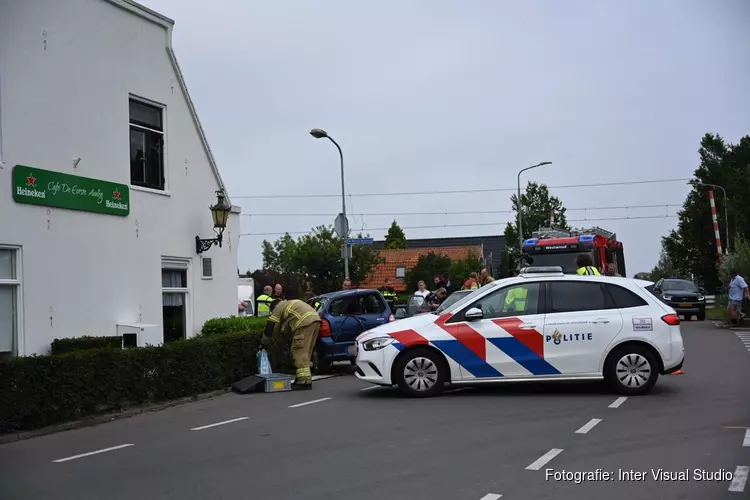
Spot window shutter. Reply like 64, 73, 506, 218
201, 257, 213, 279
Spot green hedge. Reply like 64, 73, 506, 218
0, 318, 296, 433
50, 335, 123, 355
201, 316, 267, 337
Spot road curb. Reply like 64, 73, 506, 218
0, 388, 231, 445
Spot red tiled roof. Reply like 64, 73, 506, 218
359, 246, 483, 292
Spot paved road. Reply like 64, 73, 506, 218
1, 322, 748, 500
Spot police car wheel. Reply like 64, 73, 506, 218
604, 346, 658, 396
394, 348, 446, 398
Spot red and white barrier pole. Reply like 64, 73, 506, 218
708, 190, 723, 256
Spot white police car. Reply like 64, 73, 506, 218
353, 267, 684, 397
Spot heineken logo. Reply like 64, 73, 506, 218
106, 200, 128, 210
16, 186, 46, 199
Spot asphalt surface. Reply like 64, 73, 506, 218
1, 321, 749, 500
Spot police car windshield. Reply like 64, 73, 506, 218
438, 281, 502, 314
435, 290, 472, 313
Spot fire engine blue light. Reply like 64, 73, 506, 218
523, 238, 538, 246
579, 235, 596, 242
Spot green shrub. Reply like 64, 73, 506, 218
201, 316, 267, 337
0, 328, 295, 433
50, 335, 122, 355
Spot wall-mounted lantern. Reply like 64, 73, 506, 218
196, 190, 232, 254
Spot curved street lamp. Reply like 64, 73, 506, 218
310, 128, 350, 279
517, 162, 553, 250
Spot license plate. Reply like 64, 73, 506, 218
348, 345, 357, 357
680, 303, 693, 307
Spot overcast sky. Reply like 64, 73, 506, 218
142, 0, 750, 276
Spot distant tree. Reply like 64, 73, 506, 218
504, 181, 569, 270
648, 249, 678, 282
384, 220, 407, 249
657, 133, 750, 291
405, 252, 452, 292
260, 225, 382, 294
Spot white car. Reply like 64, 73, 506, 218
353, 267, 684, 398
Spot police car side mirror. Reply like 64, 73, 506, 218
464, 307, 484, 321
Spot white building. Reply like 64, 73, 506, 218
0, 0, 242, 356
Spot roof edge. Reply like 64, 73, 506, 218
104, 0, 174, 27
166, 46, 231, 205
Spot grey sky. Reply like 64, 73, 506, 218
142, 0, 750, 276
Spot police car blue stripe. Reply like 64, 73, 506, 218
487, 337, 561, 375
432, 339, 503, 378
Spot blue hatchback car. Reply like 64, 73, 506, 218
306, 289, 394, 374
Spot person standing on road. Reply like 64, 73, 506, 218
380, 278, 397, 310
463, 272, 480, 290
342, 279, 352, 290
273, 283, 285, 300
575, 254, 601, 275
264, 299, 322, 390
256, 285, 274, 317
414, 280, 430, 298
728, 269, 749, 324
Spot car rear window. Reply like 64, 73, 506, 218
548, 281, 607, 313
329, 293, 385, 316
604, 284, 648, 309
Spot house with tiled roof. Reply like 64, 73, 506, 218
360, 246, 483, 292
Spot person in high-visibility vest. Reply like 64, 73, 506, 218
503, 286, 528, 312
575, 254, 601, 275
264, 299, 321, 390
380, 278, 397, 310
256, 286, 275, 316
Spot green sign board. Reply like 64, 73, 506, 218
12, 165, 130, 216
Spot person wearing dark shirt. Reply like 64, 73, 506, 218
425, 287, 447, 311
379, 278, 397, 310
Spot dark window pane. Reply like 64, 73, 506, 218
130, 128, 146, 184
145, 130, 164, 189
606, 284, 648, 309
549, 282, 606, 313
129, 99, 163, 131
362, 294, 385, 314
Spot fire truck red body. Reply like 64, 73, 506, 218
521, 226, 626, 276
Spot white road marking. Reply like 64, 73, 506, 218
575, 418, 602, 434
526, 448, 564, 470
478, 494, 502, 500
360, 385, 379, 391
728, 466, 749, 492
743, 429, 750, 447
52, 444, 134, 463
190, 417, 249, 431
608, 396, 628, 408
289, 397, 332, 408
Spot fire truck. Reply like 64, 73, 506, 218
521, 226, 626, 276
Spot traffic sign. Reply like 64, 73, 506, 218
334, 213, 349, 238
347, 238, 374, 245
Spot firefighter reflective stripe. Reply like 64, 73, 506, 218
577, 266, 601, 275
503, 287, 527, 311
294, 311, 318, 329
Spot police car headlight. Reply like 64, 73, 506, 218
662, 295, 673, 301
362, 337, 395, 351
698, 295, 705, 301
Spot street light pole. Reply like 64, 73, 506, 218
517, 162, 553, 251
689, 180, 729, 253
311, 128, 349, 279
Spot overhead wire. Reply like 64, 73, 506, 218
232, 178, 692, 200
240, 203, 683, 218
239, 214, 679, 237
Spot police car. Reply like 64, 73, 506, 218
352, 267, 684, 398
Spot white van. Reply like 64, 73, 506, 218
238, 278, 255, 316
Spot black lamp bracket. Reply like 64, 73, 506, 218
196, 232, 223, 255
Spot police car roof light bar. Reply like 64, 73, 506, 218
519, 266, 564, 275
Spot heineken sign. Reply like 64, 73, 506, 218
12, 165, 130, 216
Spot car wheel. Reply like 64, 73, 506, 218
697, 310, 706, 321
605, 346, 659, 396
393, 348, 446, 398
311, 348, 331, 375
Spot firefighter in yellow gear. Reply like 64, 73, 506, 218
256, 285, 275, 316
264, 299, 321, 390
575, 254, 601, 275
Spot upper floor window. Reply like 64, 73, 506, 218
129, 98, 165, 191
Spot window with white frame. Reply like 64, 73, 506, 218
0, 249, 20, 356
162, 264, 188, 343
396, 267, 406, 279
129, 98, 165, 191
